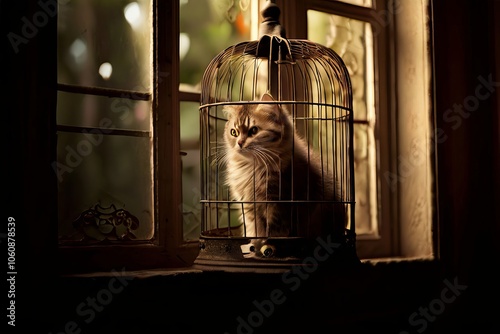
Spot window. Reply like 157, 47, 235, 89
56, 0, 268, 272
56, 0, 433, 273
57, 0, 154, 244
56, 0, 186, 273
304, 1, 387, 257
178, 0, 264, 241
307, 9, 378, 242
282, 0, 433, 259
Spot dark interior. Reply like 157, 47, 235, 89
4, 0, 499, 333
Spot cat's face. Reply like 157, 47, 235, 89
223, 100, 285, 159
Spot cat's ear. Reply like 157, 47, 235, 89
222, 105, 237, 117
260, 93, 275, 102
258, 94, 281, 121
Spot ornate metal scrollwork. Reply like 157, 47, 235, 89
72, 204, 140, 242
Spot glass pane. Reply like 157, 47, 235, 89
180, 102, 201, 241
353, 123, 378, 234
58, 0, 152, 91
308, 10, 377, 236
307, 11, 374, 121
179, 0, 257, 92
57, 133, 154, 243
57, 92, 151, 131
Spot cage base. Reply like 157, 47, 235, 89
193, 233, 360, 273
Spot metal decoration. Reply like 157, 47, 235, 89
71, 203, 140, 242
195, 2, 358, 272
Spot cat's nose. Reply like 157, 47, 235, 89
238, 139, 244, 148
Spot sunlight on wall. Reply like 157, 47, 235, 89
395, 0, 433, 258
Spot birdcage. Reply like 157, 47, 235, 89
194, 3, 358, 272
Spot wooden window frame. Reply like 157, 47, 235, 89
58, 0, 435, 274
58, 0, 198, 274
277, 0, 435, 260
276, 0, 396, 258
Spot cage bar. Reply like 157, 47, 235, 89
194, 2, 358, 272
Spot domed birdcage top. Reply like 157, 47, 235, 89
200, 3, 352, 109
195, 2, 357, 272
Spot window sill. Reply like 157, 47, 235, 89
53, 256, 444, 333
62, 255, 438, 279
361, 255, 436, 265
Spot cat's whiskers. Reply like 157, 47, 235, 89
251, 149, 272, 173
254, 147, 280, 172
209, 144, 228, 167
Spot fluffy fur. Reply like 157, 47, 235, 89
221, 94, 346, 246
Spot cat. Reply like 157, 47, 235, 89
222, 93, 347, 257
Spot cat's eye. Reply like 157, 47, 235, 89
230, 129, 239, 137
249, 126, 258, 136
